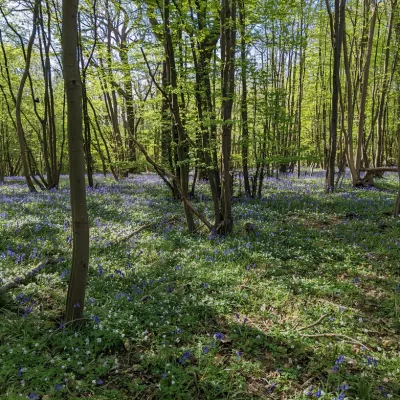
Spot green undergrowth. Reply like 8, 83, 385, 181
0, 173, 399, 399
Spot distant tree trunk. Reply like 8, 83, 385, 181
394, 101, 400, 214
160, 61, 173, 170
355, 0, 378, 176
163, 0, 195, 232
376, 0, 396, 167
0, 121, 4, 182
39, 0, 60, 189
238, 0, 250, 197
296, 6, 306, 178
118, 12, 137, 173
219, 0, 236, 233
325, 0, 345, 192
148, 8, 180, 199
394, 23, 400, 216
63, 0, 90, 323
15, 0, 39, 193
87, 98, 119, 181
343, 28, 358, 185
187, 0, 221, 224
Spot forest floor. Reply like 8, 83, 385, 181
0, 171, 400, 400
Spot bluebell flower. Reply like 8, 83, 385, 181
267, 382, 277, 392
333, 393, 345, 400
202, 346, 209, 354
315, 389, 323, 398
23, 306, 33, 318
333, 355, 345, 372
55, 383, 62, 391
215, 332, 224, 341
337, 383, 349, 391
60, 270, 69, 279
362, 355, 378, 366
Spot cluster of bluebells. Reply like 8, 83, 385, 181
15, 292, 35, 318
177, 350, 191, 365
378, 386, 393, 398
362, 355, 378, 367
3, 247, 25, 264
332, 355, 345, 372
334, 383, 349, 400
305, 386, 324, 398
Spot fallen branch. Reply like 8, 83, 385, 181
113, 216, 180, 246
0, 257, 65, 294
300, 333, 372, 351
297, 313, 330, 332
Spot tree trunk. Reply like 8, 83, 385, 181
163, 0, 195, 232
15, 0, 39, 193
219, 0, 236, 234
63, 0, 90, 323
355, 0, 378, 176
325, 0, 345, 192
376, 0, 396, 167
238, 0, 250, 196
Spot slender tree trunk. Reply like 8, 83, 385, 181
238, 0, 250, 196
119, 18, 137, 173
376, 0, 397, 167
325, 0, 346, 192
219, 0, 236, 233
63, 0, 90, 323
343, 29, 359, 185
394, 93, 400, 215
15, 0, 39, 193
163, 0, 195, 232
356, 0, 378, 175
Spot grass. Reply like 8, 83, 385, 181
0, 171, 399, 399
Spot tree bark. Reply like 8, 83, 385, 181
376, 0, 397, 167
219, 0, 236, 233
325, 0, 345, 192
63, 0, 90, 323
238, 0, 250, 196
163, 0, 195, 232
15, 0, 39, 193
356, 0, 378, 175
